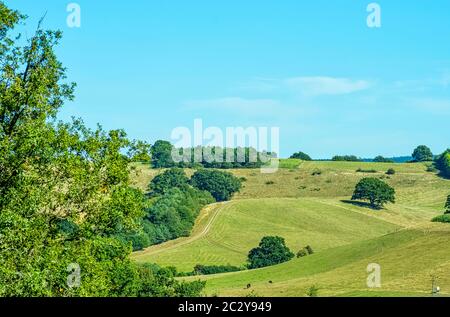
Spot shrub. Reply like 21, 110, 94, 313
192, 264, 242, 276
351, 178, 396, 209
306, 285, 319, 297
386, 168, 396, 175
190, 169, 242, 201
247, 236, 294, 269
290, 151, 312, 161
149, 168, 189, 195
265, 181, 275, 185
296, 249, 308, 258
305, 245, 314, 255
432, 214, 450, 223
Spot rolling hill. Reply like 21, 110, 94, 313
130, 160, 450, 296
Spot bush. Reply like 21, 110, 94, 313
149, 168, 189, 195
296, 249, 308, 258
290, 151, 312, 161
351, 178, 396, 209
191, 264, 242, 276
247, 236, 294, 269
265, 181, 275, 185
190, 169, 242, 201
386, 168, 396, 175
306, 285, 319, 297
432, 214, 450, 223
305, 245, 314, 255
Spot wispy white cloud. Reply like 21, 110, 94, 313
284, 76, 372, 96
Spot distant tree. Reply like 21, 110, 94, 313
151, 140, 175, 168
128, 140, 152, 162
149, 168, 189, 195
290, 151, 312, 161
190, 169, 242, 201
247, 236, 294, 269
412, 145, 433, 162
351, 178, 395, 209
332, 155, 361, 162
373, 156, 394, 163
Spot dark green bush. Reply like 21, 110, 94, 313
357, 168, 377, 173
386, 168, 396, 175
190, 169, 242, 201
247, 236, 294, 269
149, 168, 189, 195
432, 214, 450, 223
191, 264, 243, 276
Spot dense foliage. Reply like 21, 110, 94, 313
412, 145, 433, 162
332, 155, 361, 162
128, 140, 152, 162
152, 142, 271, 169
435, 150, 450, 178
247, 236, 294, 269
189, 264, 242, 276
290, 151, 312, 161
120, 187, 214, 250
190, 169, 242, 201
149, 168, 189, 196
373, 156, 394, 163
0, 3, 204, 297
352, 178, 396, 209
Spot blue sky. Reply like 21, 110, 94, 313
7, 0, 450, 158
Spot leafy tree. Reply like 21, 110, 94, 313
351, 178, 396, 209
290, 151, 312, 161
0, 3, 204, 297
412, 145, 433, 162
435, 150, 450, 178
373, 156, 394, 163
247, 236, 294, 269
128, 140, 152, 162
149, 168, 189, 195
151, 140, 175, 168
190, 169, 242, 201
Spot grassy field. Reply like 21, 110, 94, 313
130, 160, 450, 296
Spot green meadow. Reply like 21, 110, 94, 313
131, 160, 450, 297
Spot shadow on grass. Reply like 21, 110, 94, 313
340, 200, 382, 211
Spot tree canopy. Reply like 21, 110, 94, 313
332, 155, 361, 162
190, 169, 242, 201
351, 178, 396, 209
412, 145, 433, 162
149, 168, 189, 196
